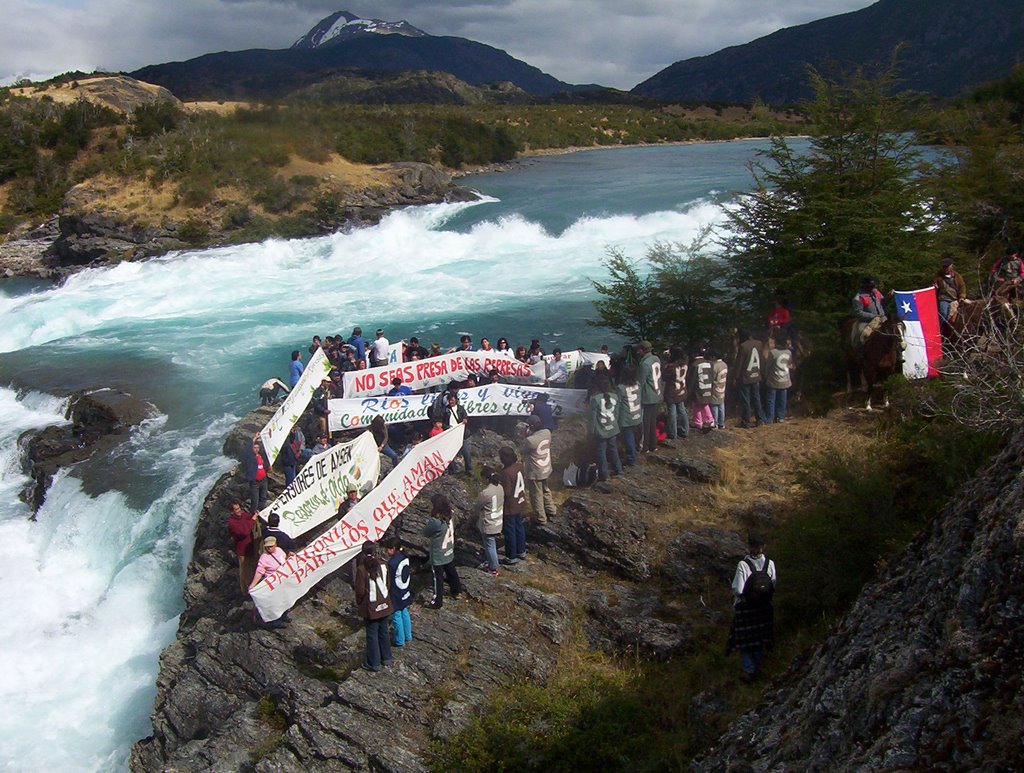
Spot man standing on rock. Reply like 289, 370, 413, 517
726, 533, 777, 683
227, 501, 258, 593
370, 328, 390, 368
244, 436, 270, 512
637, 340, 664, 452
521, 417, 555, 525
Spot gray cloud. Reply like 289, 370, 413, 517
2, 0, 875, 89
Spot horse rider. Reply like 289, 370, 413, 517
852, 277, 886, 347
934, 258, 967, 324
989, 246, 1023, 305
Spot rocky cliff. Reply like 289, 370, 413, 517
695, 430, 1024, 770
129, 409, 747, 771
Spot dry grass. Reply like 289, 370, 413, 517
182, 100, 255, 115
278, 153, 393, 189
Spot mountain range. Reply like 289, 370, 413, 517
130, 11, 577, 101
131, 4, 1024, 106
633, 0, 1024, 104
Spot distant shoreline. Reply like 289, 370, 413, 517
452, 135, 808, 178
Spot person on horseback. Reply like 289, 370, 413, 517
934, 258, 967, 325
989, 247, 1023, 305
851, 277, 886, 348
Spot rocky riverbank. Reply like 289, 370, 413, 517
0, 161, 477, 282
128, 407, 757, 771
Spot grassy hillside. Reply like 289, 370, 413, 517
0, 88, 804, 239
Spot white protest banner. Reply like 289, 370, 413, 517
388, 341, 404, 364
260, 348, 332, 464
250, 424, 466, 622
342, 350, 542, 398
542, 350, 611, 376
259, 431, 380, 539
328, 384, 588, 431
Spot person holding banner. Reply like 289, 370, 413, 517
424, 495, 461, 608
442, 393, 473, 475
354, 542, 394, 672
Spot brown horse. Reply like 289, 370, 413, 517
841, 317, 905, 411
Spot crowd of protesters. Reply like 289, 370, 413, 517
232, 323, 791, 676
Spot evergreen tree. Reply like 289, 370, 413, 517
722, 66, 933, 325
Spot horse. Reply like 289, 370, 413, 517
840, 316, 905, 411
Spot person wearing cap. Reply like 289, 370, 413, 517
338, 488, 360, 517
311, 433, 330, 456
249, 535, 289, 591
354, 541, 394, 671
851, 277, 886, 346
370, 328, 390, 368
934, 258, 967, 325
726, 533, 777, 683
637, 340, 665, 452
521, 418, 555, 525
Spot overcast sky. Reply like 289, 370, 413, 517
2, 0, 876, 90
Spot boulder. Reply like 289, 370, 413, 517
18, 388, 152, 512
533, 492, 651, 580
660, 527, 747, 594
585, 584, 692, 660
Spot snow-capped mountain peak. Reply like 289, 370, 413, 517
292, 10, 429, 49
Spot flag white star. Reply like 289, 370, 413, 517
901, 301, 912, 314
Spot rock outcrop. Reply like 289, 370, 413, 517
695, 430, 1024, 771
129, 414, 741, 771
18, 388, 152, 512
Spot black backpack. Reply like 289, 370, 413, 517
741, 557, 775, 605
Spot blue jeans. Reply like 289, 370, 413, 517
739, 383, 766, 426
620, 425, 638, 465
740, 646, 765, 676
380, 445, 399, 466
283, 464, 296, 486
446, 437, 473, 474
937, 299, 951, 323
480, 529, 499, 570
391, 607, 412, 646
765, 387, 788, 423
503, 514, 525, 559
596, 435, 623, 480
364, 618, 392, 670
666, 401, 688, 438
711, 404, 725, 429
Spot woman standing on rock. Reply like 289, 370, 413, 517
475, 467, 504, 576
423, 494, 461, 608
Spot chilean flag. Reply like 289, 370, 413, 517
894, 286, 942, 378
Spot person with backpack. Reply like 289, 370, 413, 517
354, 541, 394, 672
726, 533, 777, 683
734, 330, 767, 428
